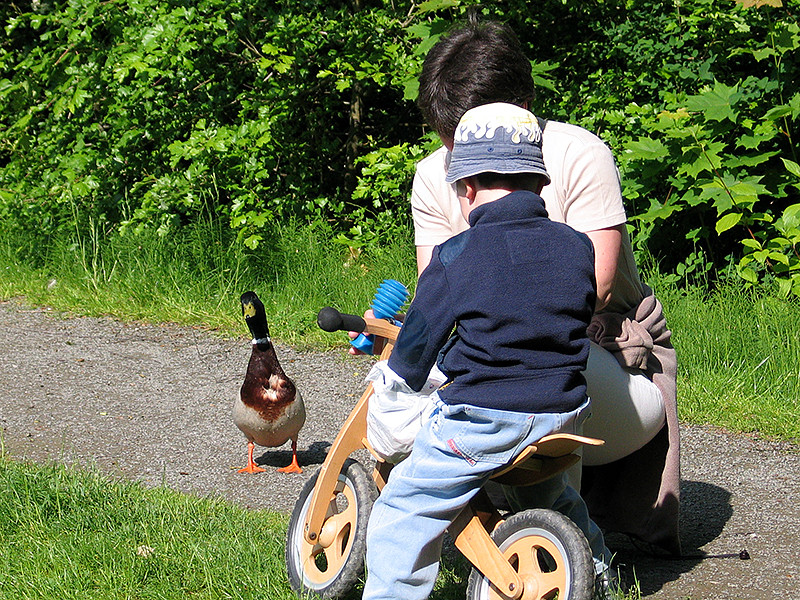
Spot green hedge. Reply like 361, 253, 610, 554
1, 0, 798, 294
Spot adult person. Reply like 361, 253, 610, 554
409, 17, 681, 556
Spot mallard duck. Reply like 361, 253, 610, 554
233, 291, 305, 474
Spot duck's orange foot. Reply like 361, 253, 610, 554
277, 461, 303, 474
238, 441, 266, 474
237, 464, 266, 474
278, 446, 303, 474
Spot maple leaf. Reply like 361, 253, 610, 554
685, 81, 742, 122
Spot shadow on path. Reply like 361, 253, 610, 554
255, 440, 332, 470
607, 479, 735, 596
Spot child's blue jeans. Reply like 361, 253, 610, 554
363, 396, 609, 600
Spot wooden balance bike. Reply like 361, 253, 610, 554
285, 308, 604, 600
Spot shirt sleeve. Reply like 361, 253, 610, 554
410, 147, 468, 247
558, 137, 627, 233
387, 248, 456, 391
411, 170, 453, 247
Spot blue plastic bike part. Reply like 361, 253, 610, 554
350, 279, 409, 355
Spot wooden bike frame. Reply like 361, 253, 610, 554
301, 316, 602, 599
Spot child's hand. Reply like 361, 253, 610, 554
348, 309, 384, 355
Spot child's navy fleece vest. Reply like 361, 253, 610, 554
389, 190, 596, 414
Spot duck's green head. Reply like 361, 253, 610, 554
240, 291, 269, 341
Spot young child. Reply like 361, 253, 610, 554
362, 102, 611, 600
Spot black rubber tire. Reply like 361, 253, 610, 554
466, 508, 594, 600
285, 458, 377, 599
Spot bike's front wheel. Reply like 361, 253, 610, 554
285, 458, 377, 599
465, 508, 594, 600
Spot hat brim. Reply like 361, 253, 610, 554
445, 149, 551, 185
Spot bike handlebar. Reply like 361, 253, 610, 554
317, 307, 367, 333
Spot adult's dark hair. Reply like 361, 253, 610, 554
417, 17, 536, 142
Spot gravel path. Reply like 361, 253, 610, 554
1, 300, 798, 599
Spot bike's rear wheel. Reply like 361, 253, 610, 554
466, 508, 593, 600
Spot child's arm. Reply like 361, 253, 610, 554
388, 247, 456, 391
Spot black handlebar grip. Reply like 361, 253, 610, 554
317, 307, 367, 333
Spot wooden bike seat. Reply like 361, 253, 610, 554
490, 433, 604, 487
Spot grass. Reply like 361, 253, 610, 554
0, 450, 472, 600
0, 451, 643, 600
654, 279, 800, 441
0, 452, 293, 599
0, 218, 418, 349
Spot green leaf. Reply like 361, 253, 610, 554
685, 227, 703, 242
530, 60, 559, 93
774, 21, 800, 53
0, 78, 14, 96
406, 23, 433, 38
782, 158, 800, 179
681, 188, 707, 207
14, 113, 31, 130
738, 266, 758, 283
764, 104, 792, 120
742, 238, 762, 250
751, 47, 775, 61
736, 132, 772, 149
769, 251, 790, 266
724, 151, 778, 168
243, 234, 261, 250
678, 141, 726, 178
685, 81, 741, 122
790, 93, 800, 119
402, 77, 419, 101
408, 19, 450, 57
716, 212, 741, 234
769, 236, 792, 248
700, 173, 765, 212
417, 0, 460, 15
728, 176, 767, 207
624, 137, 669, 160
632, 203, 680, 223
777, 278, 792, 298
753, 249, 770, 262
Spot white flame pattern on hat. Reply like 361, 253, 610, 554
454, 103, 542, 145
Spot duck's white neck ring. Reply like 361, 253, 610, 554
251, 337, 271, 345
